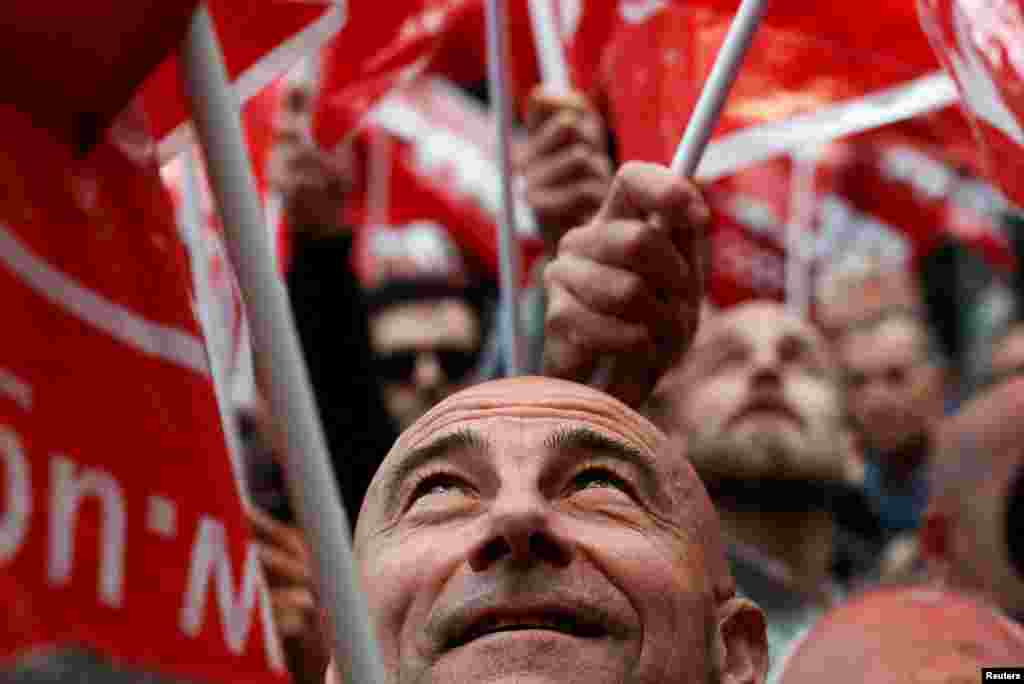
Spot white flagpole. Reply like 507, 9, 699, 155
591, 0, 769, 392
486, 0, 525, 376
527, 0, 571, 94
180, 7, 386, 684
671, 0, 770, 176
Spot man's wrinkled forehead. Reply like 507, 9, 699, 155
394, 376, 667, 459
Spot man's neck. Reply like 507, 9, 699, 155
718, 507, 836, 607
874, 432, 929, 486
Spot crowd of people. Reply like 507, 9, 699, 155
224, 73, 1024, 684
5, 9, 1024, 681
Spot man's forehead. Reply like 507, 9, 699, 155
696, 302, 824, 350
393, 376, 666, 458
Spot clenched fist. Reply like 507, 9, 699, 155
543, 162, 708, 408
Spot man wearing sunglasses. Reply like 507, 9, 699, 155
367, 275, 488, 432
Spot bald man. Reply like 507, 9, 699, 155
343, 376, 769, 684
777, 586, 1024, 683
921, 376, 1024, 623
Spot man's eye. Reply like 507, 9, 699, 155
569, 468, 633, 496
408, 473, 470, 504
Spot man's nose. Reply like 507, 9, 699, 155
749, 352, 783, 391
467, 488, 573, 572
414, 352, 445, 389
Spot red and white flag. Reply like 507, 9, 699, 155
346, 78, 544, 284
143, 0, 345, 162
0, 102, 285, 684
312, 0, 542, 153
919, 0, 1024, 207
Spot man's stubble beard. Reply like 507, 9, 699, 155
686, 424, 839, 483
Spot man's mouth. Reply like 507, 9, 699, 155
448, 610, 607, 649
730, 399, 804, 429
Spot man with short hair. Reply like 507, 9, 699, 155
921, 376, 1024, 623
836, 308, 947, 537
344, 376, 769, 684
644, 302, 862, 677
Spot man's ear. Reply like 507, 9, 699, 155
714, 597, 769, 684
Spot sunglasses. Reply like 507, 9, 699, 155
374, 347, 479, 383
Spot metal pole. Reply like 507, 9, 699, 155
180, 7, 386, 684
671, 0, 770, 176
486, 0, 525, 375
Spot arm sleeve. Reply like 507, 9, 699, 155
286, 231, 398, 527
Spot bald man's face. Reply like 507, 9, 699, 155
355, 378, 729, 684
657, 302, 845, 482
778, 587, 1024, 684
932, 382, 1024, 619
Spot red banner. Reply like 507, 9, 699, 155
919, 0, 1024, 207
0, 104, 285, 684
1, 1, 198, 151
564, 0, 948, 168
313, 0, 541, 152
345, 78, 544, 284
142, 0, 344, 161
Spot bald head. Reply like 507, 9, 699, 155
926, 377, 1024, 619
351, 376, 766, 684
779, 587, 1024, 684
358, 376, 729, 590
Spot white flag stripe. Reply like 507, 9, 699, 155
156, 2, 348, 162
697, 71, 959, 181
0, 222, 210, 376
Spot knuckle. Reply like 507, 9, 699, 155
613, 272, 645, 304
618, 221, 654, 261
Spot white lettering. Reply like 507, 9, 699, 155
0, 426, 31, 563
0, 369, 33, 412
180, 517, 285, 672
48, 456, 126, 608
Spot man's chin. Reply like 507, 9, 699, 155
428, 632, 627, 684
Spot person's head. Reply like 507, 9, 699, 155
368, 278, 485, 430
988, 320, 1024, 386
921, 377, 1024, 620
777, 586, 1024, 684
350, 377, 768, 684
836, 308, 947, 458
648, 300, 847, 485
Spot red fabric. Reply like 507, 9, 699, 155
0, 1, 198, 150
142, 0, 340, 160
345, 79, 544, 285
313, 0, 541, 152
0, 103, 285, 684
564, 0, 943, 164
920, 0, 1024, 207
557, 1, 1013, 305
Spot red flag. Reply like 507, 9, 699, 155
919, 0, 1024, 207
345, 78, 544, 284
563, 0, 950, 169
0, 102, 285, 684
312, 0, 541, 152
1, 2, 198, 151
556, 1, 1013, 306
142, 0, 345, 161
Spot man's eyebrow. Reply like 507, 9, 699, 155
543, 426, 660, 498
383, 428, 493, 513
